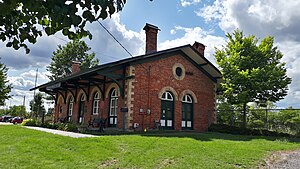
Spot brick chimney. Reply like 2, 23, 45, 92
143, 23, 160, 54
192, 41, 205, 56
71, 61, 81, 74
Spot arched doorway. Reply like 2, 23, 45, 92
160, 91, 174, 130
182, 94, 193, 130
78, 94, 85, 123
108, 88, 118, 127
67, 96, 74, 122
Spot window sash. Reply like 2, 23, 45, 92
93, 100, 99, 114
68, 103, 73, 116
109, 97, 118, 116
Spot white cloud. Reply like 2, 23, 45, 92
21, 69, 49, 80
196, 0, 223, 22
83, 13, 144, 63
181, 0, 201, 7
170, 29, 176, 35
1, 13, 144, 70
5, 89, 35, 112
197, 0, 300, 108
2, 12, 145, 110
159, 26, 226, 65
8, 76, 35, 89
198, 0, 300, 40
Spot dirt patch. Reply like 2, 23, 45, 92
259, 149, 300, 169
157, 158, 175, 169
99, 158, 119, 168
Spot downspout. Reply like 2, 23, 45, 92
147, 66, 151, 129
139, 64, 152, 130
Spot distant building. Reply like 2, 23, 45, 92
32, 23, 221, 132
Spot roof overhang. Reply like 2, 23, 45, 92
180, 45, 222, 84
31, 44, 222, 92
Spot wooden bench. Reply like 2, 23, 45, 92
88, 118, 107, 132
57, 117, 66, 123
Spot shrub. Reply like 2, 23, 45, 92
41, 122, 58, 129
57, 123, 65, 131
209, 123, 293, 138
21, 119, 37, 126
63, 123, 78, 132
248, 119, 265, 129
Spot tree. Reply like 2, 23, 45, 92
0, 59, 12, 106
0, 0, 126, 53
30, 92, 45, 120
47, 39, 99, 80
6, 105, 27, 117
215, 30, 291, 128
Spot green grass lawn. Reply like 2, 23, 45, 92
1, 126, 300, 169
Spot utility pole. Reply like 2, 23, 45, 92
33, 68, 38, 119
22, 95, 26, 117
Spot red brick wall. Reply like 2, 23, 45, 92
132, 54, 216, 132
53, 54, 216, 132
53, 82, 126, 129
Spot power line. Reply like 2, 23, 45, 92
53, 35, 69, 43
97, 20, 133, 57
52, 35, 122, 62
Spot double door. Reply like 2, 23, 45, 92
160, 100, 174, 129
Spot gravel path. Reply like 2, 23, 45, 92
1, 122, 96, 138
24, 126, 97, 138
263, 150, 300, 169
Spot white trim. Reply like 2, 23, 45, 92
161, 91, 174, 101
68, 96, 74, 119
92, 92, 100, 115
80, 94, 85, 101
109, 88, 118, 125
182, 95, 193, 103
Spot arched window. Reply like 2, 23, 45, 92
161, 91, 174, 101
109, 88, 118, 127
92, 92, 100, 115
182, 94, 193, 130
182, 95, 193, 103
67, 96, 74, 122
160, 91, 174, 129
78, 94, 85, 123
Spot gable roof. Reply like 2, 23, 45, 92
30, 44, 222, 91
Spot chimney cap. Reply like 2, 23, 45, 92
193, 41, 205, 48
143, 23, 160, 31
72, 61, 81, 64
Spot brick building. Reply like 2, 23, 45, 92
32, 23, 221, 132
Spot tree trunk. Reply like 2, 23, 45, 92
242, 102, 247, 128
42, 111, 45, 125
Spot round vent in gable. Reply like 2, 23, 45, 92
173, 63, 185, 80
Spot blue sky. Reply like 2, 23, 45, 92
1, 0, 300, 110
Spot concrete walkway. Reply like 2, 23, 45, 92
0, 122, 13, 125
25, 126, 97, 138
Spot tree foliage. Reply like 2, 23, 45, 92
215, 30, 291, 127
6, 105, 28, 117
47, 39, 99, 80
30, 92, 45, 118
0, 0, 126, 53
0, 59, 12, 106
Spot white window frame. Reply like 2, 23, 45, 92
182, 95, 193, 103
79, 94, 85, 123
161, 91, 174, 101
68, 96, 74, 116
182, 94, 193, 128
109, 89, 118, 116
93, 92, 100, 115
